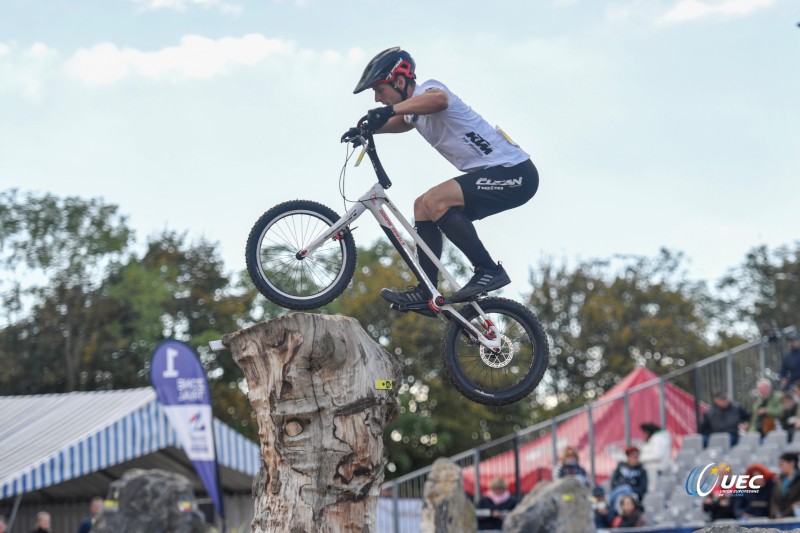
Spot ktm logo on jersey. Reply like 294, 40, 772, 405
464, 132, 493, 155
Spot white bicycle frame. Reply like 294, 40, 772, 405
300, 179, 503, 352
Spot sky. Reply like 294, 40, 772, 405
1, 0, 798, 302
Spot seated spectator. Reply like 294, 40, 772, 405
556, 446, 588, 485
780, 392, 800, 442
703, 484, 736, 521
476, 476, 517, 531
733, 464, 775, 518
699, 389, 750, 447
639, 422, 671, 488
592, 486, 615, 529
609, 446, 648, 507
610, 494, 644, 528
770, 452, 800, 518
750, 378, 784, 437
779, 332, 800, 390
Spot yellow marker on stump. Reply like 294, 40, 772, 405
375, 380, 394, 390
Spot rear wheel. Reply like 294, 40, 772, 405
245, 200, 357, 310
441, 298, 549, 406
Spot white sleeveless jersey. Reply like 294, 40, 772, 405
403, 79, 529, 173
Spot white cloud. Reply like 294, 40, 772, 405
606, 0, 664, 23
65, 34, 297, 86
132, 0, 243, 16
0, 42, 59, 100
660, 0, 777, 23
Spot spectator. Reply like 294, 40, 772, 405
779, 392, 800, 442
749, 378, 784, 437
780, 332, 800, 390
699, 390, 750, 447
703, 484, 736, 521
30, 511, 51, 533
610, 494, 644, 528
733, 464, 775, 518
639, 422, 671, 488
556, 446, 589, 485
770, 452, 800, 518
609, 446, 648, 505
592, 486, 615, 529
78, 496, 103, 533
476, 476, 517, 531
0, 514, 6, 533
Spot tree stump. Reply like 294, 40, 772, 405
223, 313, 402, 533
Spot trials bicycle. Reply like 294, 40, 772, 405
245, 125, 548, 405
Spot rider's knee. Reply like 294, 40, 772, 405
421, 193, 448, 221
413, 195, 429, 220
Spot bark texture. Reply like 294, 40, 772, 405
223, 313, 402, 533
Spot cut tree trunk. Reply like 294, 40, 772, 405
223, 313, 402, 533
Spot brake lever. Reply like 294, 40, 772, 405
354, 137, 369, 167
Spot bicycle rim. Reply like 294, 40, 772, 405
256, 210, 348, 300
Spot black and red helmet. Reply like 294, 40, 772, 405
353, 47, 416, 94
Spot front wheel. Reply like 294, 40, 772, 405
245, 200, 357, 310
441, 298, 549, 406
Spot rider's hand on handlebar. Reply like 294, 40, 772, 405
340, 127, 362, 145
366, 105, 395, 130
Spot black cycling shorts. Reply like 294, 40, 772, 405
454, 159, 539, 221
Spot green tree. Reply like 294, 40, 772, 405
0, 198, 259, 438
526, 249, 732, 415
718, 242, 800, 335
0, 189, 133, 390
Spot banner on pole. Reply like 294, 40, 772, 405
150, 339, 224, 518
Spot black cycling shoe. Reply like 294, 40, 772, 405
380, 284, 436, 317
451, 263, 511, 303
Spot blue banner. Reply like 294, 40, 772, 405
150, 339, 224, 518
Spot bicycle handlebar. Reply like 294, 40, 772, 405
343, 124, 392, 190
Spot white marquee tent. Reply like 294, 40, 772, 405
0, 388, 260, 532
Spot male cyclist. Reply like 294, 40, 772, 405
346, 47, 538, 312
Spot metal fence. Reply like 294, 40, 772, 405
380, 327, 797, 533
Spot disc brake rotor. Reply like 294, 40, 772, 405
479, 334, 514, 368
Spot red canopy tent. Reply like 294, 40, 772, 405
463, 367, 700, 495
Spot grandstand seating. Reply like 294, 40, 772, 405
641, 429, 797, 527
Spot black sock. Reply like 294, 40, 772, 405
414, 220, 442, 286
435, 208, 495, 270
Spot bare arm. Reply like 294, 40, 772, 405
375, 88, 449, 134
393, 88, 449, 116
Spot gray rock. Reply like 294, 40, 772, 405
94, 468, 207, 533
502, 476, 593, 533
421, 458, 477, 533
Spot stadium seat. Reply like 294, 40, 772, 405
707, 432, 732, 452
763, 429, 788, 449
680, 433, 703, 453
736, 432, 760, 450
645, 490, 665, 507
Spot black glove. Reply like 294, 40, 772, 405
340, 127, 361, 144
366, 105, 395, 130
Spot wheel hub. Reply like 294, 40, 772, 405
479, 334, 514, 368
